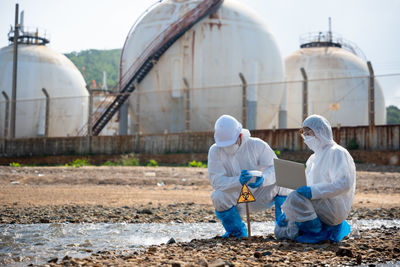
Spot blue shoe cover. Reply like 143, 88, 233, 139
297, 229, 330, 244
297, 220, 351, 244
295, 217, 322, 234
215, 206, 248, 238
326, 220, 351, 243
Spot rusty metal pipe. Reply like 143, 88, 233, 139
239, 72, 247, 128
300, 67, 308, 122
41, 88, 50, 137
11, 3, 19, 138
2, 91, 10, 138
183, 78, 191, 132
367, 61, 375, 127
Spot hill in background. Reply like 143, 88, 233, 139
387, 105, 400, 124
65, 49, 121, 90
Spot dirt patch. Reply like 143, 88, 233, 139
1, 165, 399, 266
0, 165, 399, 224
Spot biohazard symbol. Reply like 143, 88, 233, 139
237, 184, 256, 203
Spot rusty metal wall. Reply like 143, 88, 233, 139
255, 125, 400, 152
0, 125, 399, 158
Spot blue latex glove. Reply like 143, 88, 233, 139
239, 170, 252, 185
297, 186, 312, 199
248, 175, 264, 188
274, 195, 287, 227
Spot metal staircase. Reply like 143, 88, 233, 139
79, 0, 224, 136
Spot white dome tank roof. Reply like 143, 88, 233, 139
285, 46, 386, 128
0, 44, 89, 138
121, 0, 285, 133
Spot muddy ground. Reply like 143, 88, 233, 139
0, 163, 399, 266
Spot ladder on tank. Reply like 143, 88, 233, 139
78, 0, 224, 136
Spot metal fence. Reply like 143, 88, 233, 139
1, 72, 397, 139
1, 124, 399, 158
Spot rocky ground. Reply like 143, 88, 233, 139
43, 228, 400, 267
1, 203, 400, 225
0, 163, 399, 266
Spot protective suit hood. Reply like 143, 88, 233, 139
239, 129, 251, 146
302, 115, 335, 153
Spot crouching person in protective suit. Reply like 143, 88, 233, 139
208, 114, 290, 238
274, 114, 356, 243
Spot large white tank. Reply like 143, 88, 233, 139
0, 39, 89, 138
285, 32, 386, 128
121, 0, 285, 133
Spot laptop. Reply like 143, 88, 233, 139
273, 158, 307, 190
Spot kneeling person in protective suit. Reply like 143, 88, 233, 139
208, 114, 289, 238
275, 114, 356, 243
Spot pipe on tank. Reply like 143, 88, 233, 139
300, 67, 308, 122
119, 102, 128, 135
247, 63, 259, 130
367, 61, 375, 127
11, 3, 19, 138
170, 59, 184, 133
239, 73, 247, 128
86, 86, 92, 152
278, 78, 287, 129
1, 91, 10, 138
183, 77, 191, 132
134, 82, 140, 134
41, 88, 50, 137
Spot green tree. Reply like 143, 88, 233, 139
65, 49, 121, 89
387, 105, 400, 124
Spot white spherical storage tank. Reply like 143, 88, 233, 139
285, 35, 386, 128
0, 44, 89, 138
121, 0, 285, 133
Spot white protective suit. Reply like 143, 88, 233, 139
282, 115, 356, 226
208, 128, 288, 215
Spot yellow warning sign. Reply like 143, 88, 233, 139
237, 184, 256, 203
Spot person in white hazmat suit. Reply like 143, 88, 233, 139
274, 114, 356, 243
208, 114, 289, 238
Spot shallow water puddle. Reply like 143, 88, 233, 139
1, 220, 399, 266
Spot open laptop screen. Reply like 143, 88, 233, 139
273, 158, 307, 190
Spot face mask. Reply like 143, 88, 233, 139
223, 143, 239, 154
303, 136, 320, 152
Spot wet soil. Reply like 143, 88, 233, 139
43, 228, 400, 267
0, 164, 399, 266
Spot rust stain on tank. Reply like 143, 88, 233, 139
208, 10, 222, 30
209, 10, 219, 19
207, 22, 222, 30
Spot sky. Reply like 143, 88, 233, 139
1, 0, 400, 108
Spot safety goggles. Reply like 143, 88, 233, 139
298, 128, 314, 136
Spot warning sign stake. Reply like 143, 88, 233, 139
237, 184, 256, 239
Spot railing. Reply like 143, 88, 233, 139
299, 31, 367, 61
115, 0, 223, 92
8, 25, 50, 45
78, 0, 224, 136
119, 0, 164, 93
